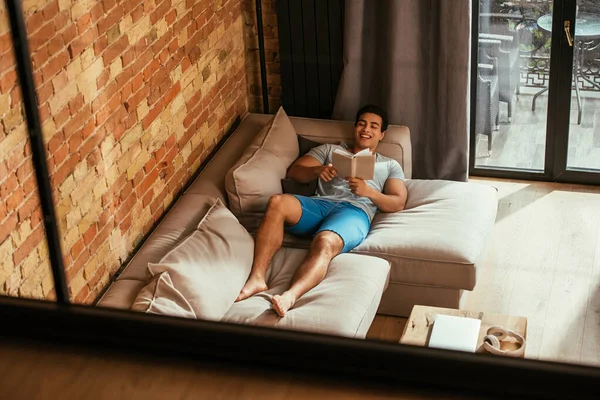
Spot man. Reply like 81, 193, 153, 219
235, 104, 408, 317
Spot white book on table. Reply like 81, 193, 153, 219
427, 314, 481, 353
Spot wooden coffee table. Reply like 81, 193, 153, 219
400, 305, 528, 357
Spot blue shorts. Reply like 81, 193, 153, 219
285, 195, 371, 253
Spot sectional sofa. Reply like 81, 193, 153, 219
97, 108, 498, 339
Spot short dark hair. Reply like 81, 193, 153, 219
355, 104, 388, 132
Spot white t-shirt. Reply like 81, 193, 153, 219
305, 143, 406, 220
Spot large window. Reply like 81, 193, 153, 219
472, 0, 600, 185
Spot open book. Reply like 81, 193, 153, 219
331, 148, 375, 180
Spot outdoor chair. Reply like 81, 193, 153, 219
479, 33, 520, 121
577, 2, 600, 87
479, 12, 523, 122
475, 55, 500, 156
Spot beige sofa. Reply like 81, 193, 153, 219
97, 111, 498, 337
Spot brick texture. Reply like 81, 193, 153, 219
241, 0, 281, 113
0, 0, 264, 303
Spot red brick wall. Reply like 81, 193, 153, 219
0, 0, 252, 303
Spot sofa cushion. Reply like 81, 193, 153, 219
351, 179, 498, 290
280, 134, 322, 198
145, 199, 254, 320
96, 279, 145, 310
131, 272, 197, 318
113, 194, 217, 282
225, 107, 299, 219
222, 248, 390, 338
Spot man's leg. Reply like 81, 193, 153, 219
271, 231, 343, 317
236, 194, 303, 301
271, 203, 371, 317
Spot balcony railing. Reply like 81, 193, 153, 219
483, 0, 600, 91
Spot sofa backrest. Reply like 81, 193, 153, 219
289, 116, 412, 179
184, 113, 412, 204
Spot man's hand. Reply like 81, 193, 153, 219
346, 178, 374, 197
318, 163, 338, 182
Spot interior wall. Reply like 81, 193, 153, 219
0, 0, 256, 303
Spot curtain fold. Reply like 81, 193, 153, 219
332, 0, 472, 181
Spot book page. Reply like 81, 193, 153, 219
354, 154, 375, 180
354, 148, 372, 157
332, 151, 354, 179
333, 148, 355, 158
332, 148, 375, 180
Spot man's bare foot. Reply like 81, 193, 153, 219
236, 277, 268, 302
271, 292, 297, 317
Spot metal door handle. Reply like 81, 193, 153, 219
564, 20, 573, 46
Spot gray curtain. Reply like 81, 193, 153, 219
332, 0, 472, 181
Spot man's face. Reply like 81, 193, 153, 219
354, 112, 385, 150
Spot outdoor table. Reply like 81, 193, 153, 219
532, 12, 600, 124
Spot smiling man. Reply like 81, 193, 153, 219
235, 104, 408, 317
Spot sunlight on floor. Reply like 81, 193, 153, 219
467, 178, 600, 366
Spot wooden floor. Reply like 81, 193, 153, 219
367, 177, 600, 368
475, 91, 600, 170
366, 315, 407, 343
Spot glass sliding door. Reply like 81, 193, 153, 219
473, 0, 600, 185
565, 0, 600, 172
474, 0, 554, 172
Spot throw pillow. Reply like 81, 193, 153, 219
131, 272, 197, 319
225, 107, 299, 219
144, 198, 255, 321
280, 134, 322, 197
281, 178, 318, 197
297, 134, 321, 156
